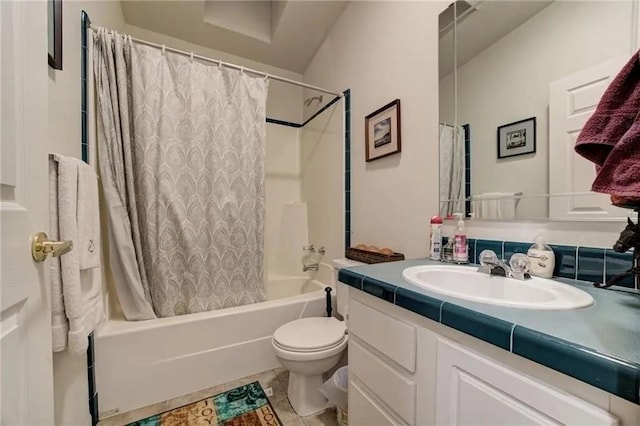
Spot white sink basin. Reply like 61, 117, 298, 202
402, 265, 594, 310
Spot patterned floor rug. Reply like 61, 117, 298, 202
127, 381, 282, 426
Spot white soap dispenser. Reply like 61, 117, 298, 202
453, 214, 469, 264
527, 230, 555, 278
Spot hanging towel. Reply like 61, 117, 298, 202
77, 163, 101, 269
497, 193, 517, 219
472, 193, 518, 219
49, 154, 104, 354
575, 50, 640, 200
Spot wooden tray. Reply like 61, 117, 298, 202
345, 247, 405, 264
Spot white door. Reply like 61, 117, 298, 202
548, 57, 630, 220
435, 339, 617, 425
1, 1, 55, 424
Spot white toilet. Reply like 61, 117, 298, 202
271, 258, 363, 416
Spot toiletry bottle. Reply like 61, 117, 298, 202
527, 231, 555, 278
429, 215, 443, 260
453, 214, 468, 263
442, 236, 454, 262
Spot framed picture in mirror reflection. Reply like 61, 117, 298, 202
365, 99, 401, 162
497, 117, 536, 159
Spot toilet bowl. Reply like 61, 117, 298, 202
272, 317, 348, 416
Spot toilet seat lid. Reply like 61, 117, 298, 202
273, 317, 346, 352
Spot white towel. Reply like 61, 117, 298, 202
49, 154, 104, 354
483, 192, 502, 219
77, 163, 101, 269
473, 192, 518, 219
497, 193, 517, 219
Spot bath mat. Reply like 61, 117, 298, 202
127, 381, 282, 426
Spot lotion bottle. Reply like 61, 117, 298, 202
527, 231, 555, 278
453, 214, 468, 263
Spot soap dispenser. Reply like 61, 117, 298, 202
527, 231, 555, 278
453, 214, 469, 264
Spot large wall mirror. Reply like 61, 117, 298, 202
439, 0, 638, 221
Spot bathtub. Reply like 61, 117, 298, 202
95, 274, 331, 418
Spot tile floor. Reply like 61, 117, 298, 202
98, 367, 338, 426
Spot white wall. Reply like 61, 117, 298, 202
304, 1, 448, 259
440, 1, 632, 218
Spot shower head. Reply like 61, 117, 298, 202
304, 95, 323, 107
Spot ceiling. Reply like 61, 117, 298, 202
439, 0, 554, 78
120, 0, 348, 73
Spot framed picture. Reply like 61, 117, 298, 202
48, 0, 63, 70
497, 117, 536, 159
365, 99, 401, 162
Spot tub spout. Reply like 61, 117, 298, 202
303, 263, 319, 272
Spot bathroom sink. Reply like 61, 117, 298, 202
402, 265, 594, 310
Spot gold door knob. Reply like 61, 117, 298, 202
31, 232, 73, 262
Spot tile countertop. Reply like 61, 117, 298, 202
339, 258, 640, 405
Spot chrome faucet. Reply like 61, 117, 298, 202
477, 250, 530, 281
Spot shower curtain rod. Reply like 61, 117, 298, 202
89, 25, 342, 97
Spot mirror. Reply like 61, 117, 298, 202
439, 0, 636, 221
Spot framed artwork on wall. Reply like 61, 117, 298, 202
48, 0, 63, 70
365, 99, 401, 162
497, 117, 536, 159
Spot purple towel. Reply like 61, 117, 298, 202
575, 51, 640, 200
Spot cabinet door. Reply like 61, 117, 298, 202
436, 339, 618, 425
350, 379, 405, 426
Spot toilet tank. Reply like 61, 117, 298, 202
332, 258, 364, 318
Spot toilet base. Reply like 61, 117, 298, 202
287, 371, 330, 417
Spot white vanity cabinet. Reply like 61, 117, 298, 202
346, 289, 637, 425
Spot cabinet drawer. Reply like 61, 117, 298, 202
349, 299, 416, 372
350, 379, 404, 426
350, 339, 416, 424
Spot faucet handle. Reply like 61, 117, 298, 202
303, 244, 315, 252
509, 253, 530, 273
478, 250, 498, 266
315, 246, 326, 255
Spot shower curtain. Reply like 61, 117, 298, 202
94, 29, 268, 318
439, 124, 466, 217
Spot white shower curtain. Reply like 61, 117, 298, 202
439, 124, 466, 217
94, 29, 268, 318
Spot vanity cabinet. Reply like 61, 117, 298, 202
346, 289, 634, 425
437, 339, 616, 425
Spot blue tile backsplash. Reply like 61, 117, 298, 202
465, 239, 635, 289
577, 247, 606, 284
605, 249, 636, 288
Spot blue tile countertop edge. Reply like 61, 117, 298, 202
338, 261, 640, 404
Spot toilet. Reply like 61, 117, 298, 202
271, 258, 363, 416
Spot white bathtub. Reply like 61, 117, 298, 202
95, 275, 330, 418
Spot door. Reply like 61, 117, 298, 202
1, 1, 54, 424
548, 57, 630, 220
435, 339, 617, 425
